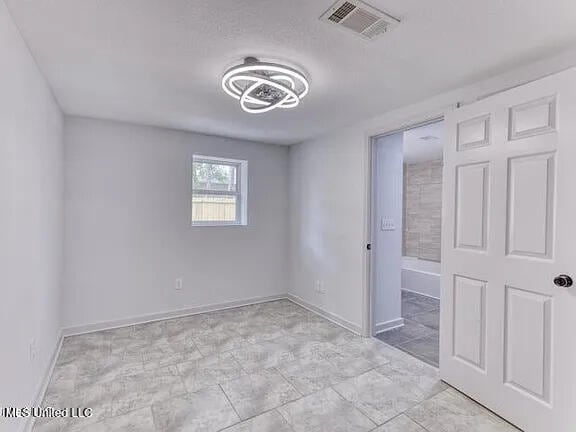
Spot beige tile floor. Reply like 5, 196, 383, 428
33, 300, 520, 431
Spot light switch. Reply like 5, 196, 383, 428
381, 217, 396, 231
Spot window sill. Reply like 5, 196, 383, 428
191, 222, 247, 227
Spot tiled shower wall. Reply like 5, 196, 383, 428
403, 159, 443, 262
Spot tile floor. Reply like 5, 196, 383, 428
376, 290, 440, 367
34, 299, 519, 432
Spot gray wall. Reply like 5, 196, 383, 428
63, 117, 289, 329
0, 1, 64, 430
403, 159, 443, 262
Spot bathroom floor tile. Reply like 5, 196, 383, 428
402, 291, 439, 317
379, 291, 441, 368
409, 310, 440, 330
397, 334, 440, 367
376, 320, 436, 346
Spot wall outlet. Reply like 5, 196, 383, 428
314, 280, 326, 294
175, 278, 183, 290
381, 217, 396, 231
29, 338, 37, 362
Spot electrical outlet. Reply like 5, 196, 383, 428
29, 339, 37, 362
314, 280, 326, 294
175, 278, 183, 290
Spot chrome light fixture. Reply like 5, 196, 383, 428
222, 57, 309, 114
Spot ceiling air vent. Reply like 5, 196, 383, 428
419, 135, 439, 141
320, 0, 400, 40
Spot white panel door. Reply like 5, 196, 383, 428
440, 68, 576, 432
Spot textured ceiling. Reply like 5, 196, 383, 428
6, 0, 576, 144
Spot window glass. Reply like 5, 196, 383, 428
192, 161, 237, 192
191, 156, 247, 226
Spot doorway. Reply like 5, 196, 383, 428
370, 119, 444, 367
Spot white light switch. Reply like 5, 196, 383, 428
381, 218, 396, 231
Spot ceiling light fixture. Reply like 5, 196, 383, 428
221, 57, 309, 114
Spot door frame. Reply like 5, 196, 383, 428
362, 113, 447, 338
360, 66, 576, 338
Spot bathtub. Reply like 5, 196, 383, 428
401, 256, 441, 299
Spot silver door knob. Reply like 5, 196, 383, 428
553, 274, 573, 288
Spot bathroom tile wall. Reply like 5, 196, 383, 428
403, 160, 443, 262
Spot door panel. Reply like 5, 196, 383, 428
453, 275, 486, 370
455, 162, 489, 251
457, 114, 491, 150
506, 152, 555, 259
509, 96, 557, 140
441, 68, 576, 432
504, 286, 551, 402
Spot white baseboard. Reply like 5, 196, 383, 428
62, 294, 286, 337
286, 294, 363, 336
24, 331, 64, 432
374, 317, 405, 335
62, 293, 364, 339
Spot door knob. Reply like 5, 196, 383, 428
553, 274, 573, 288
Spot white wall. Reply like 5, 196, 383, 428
288, 48, 576, 333
0, 1, 64, 431
289, 128, 366, 330
63, 117, 289, 329
372, 133, 403, 331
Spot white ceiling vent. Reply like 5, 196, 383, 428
320, 0, 400, 40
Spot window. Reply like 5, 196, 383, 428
192, 155, 247, 226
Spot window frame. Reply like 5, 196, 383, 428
191, 155, 248, 227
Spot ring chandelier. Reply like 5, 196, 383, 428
221, 57, 309, 114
